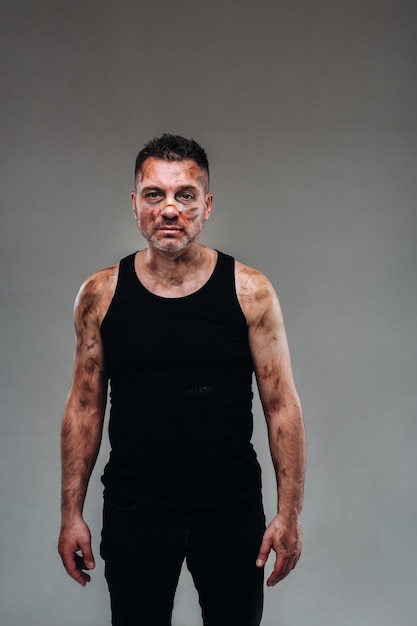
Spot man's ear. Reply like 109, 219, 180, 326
131, 191, 138, 220
204, 193, 214, 220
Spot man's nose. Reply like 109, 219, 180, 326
160, 197, 183, 217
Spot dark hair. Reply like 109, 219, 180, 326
134, 133, 209, 187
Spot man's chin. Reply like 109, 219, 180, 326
148, 237, 190, 253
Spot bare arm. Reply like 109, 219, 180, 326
58, 272, 111, 586
237, 264, 306, 586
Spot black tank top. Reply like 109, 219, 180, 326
100, 251, 262, 510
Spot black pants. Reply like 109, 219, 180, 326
100, 499, 266, 626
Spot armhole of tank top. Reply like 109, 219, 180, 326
230, 255, 248, 327
99, 253, 135, 330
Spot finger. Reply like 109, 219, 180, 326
61, 551, 90, 586
72, 556, 92, 586
74, 555, 92, 584
75, 553, 94, 572
256, 536, 273, 567
75, 550, 95, 571
266, 553, 288, 586
78, 540, 95, 570
267, 553, 298, 587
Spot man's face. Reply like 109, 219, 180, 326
132, 157, 213, 253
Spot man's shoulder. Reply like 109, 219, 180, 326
233, 259, 279, 324
74, 262, 120, 324
78, 263, 119, 297
234, 259, 274, 298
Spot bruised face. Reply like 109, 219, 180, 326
132, 157, 213, 253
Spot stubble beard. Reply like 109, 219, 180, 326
146, 233, 194, 253
141, 219, 205, 253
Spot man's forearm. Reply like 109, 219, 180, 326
268, 404, 306, 520
60, 408, 104, 521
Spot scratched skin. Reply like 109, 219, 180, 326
236, 262, 305, 586
58, 269, 116, 585
58, 156, 306, 591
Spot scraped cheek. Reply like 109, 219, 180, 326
139, 210, 157, 229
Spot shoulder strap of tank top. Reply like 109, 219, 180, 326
100, 253, 137, 329
206, 250, 235, 294
118, 252, 137, 284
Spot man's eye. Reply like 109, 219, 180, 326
145, 192, 161, 199
180, 193, 194, 201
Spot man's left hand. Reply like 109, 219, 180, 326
256, 514, 303, 586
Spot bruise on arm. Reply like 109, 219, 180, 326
61, 268, 116, 518
236, 263, 294, 405
70, 278, 108, 413
237, 263, 306, 516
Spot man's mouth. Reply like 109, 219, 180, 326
158, 226, 182, 233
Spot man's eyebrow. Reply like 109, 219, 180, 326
140, 186, 164, 193
140, 184, 200, 193
177, 185, 199, 192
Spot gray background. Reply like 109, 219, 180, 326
1, 0, 416, 624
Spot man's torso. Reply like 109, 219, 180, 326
99, 249, 263, 510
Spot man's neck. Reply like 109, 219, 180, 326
135, 244, 217, 297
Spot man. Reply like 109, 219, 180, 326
58, 134, 306, 626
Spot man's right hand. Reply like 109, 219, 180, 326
58, 518, 95, 586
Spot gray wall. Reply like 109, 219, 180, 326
1, 0, 416, 624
